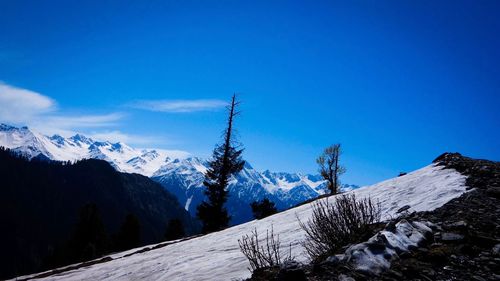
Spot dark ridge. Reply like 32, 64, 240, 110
0, 147, 199, 280
433, 152, 500, 191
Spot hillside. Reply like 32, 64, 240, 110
12, 154, 472, 281
296, 153, 500, 280
0, 124, 358, 225
0, 149, 197, 280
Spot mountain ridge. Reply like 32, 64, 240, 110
0, 123, 358, 224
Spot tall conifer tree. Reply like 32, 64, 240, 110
197, 94, 245, 233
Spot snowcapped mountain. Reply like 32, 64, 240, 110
150, 158, 358, 224
0, 123, 189, 175
0, 123, 357, 223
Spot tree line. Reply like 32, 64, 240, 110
45, 203, 186, 268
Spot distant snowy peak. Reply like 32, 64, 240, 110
260, 170, 325, 192
151, 154, 359, 218
0, 123, 189, 176
0, 124, 34, 148
0, 125, 55, 159
69, 134, 94, 145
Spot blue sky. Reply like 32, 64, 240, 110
0, 0, 499, 186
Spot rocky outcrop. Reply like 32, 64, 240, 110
252, 153, 499, 281
433, 152, 500, 193
348, 153, 500, 280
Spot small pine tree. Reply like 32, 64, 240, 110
164, 219, 185, 241
67, 203, 108, 262
113, 213, 141, 251
197, 94, 245, 233
250, 198, 278, 219
317, 144, 346, 194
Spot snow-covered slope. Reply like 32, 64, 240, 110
0, 124, 357, 223
16, 163, 467, 281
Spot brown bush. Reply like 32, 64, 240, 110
298, 193, 381, 262
238, 226, 293, 272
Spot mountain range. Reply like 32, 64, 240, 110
0, 123, 358, 224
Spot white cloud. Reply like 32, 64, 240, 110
42, 113, 124, 129
130, 99, 228, 113
0, 82, 56, 123
0, 82, 126, 137
29, 113, 125, 138
0, 82, 183, 148
89, 130, 167, 146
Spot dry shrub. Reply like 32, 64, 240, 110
299, 193, 381, 261
238, 226, 293, 272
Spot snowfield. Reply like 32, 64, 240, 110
15, 164, 467, 281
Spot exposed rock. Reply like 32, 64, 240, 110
472, 276, 487, 281
493, 244, 500, 256
384, 220, 397, 232
277, 261, 307, 281
441, 232, 465, 242
469, 232, 500, 248
443, 220, 467, 230
486, 186, 500, 198
317, 220, 434, 276
337, 274, 355, 281
323, 255, 343, 265
396, 205, 411, 214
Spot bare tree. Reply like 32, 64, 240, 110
317, 143, 345, 194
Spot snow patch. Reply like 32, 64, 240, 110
338, 220, 434, 275
184, 196, 193, 211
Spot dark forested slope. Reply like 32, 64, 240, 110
0, 148, 198, 279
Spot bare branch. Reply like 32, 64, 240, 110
238, 225, 294, 272
299, 194, 381, 262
